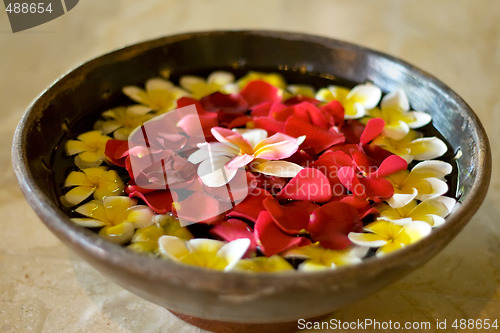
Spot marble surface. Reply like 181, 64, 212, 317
1, 0, 499, 332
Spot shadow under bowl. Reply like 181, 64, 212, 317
12, 30, 491, 331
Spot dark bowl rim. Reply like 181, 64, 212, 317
12, 29, 492, 290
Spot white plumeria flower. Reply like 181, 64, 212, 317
158, 236, 250, 271
72, 196, 154, 244
348, 219, 432, 256
368, 89, 432, 140
188, 127, 305, 187
372, 130, 448, 163
387, 160, 453, 208
179, 71, 236, 99
377, 196, 456, 228
284, 244, 368, 271
122, 78, 188, 113
316, 83, 382, 119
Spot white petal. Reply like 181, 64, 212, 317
387, 188, 418, 209
426, 214, 446, 227
348, 232, 388, 247
376, 216, 414, 225
382, 120, 410, 140
122, 86, 145, 103
188, 238, 226, 253
179, 75, 205, 92
403, 220, 432, 240
414, 177, 449, 201
347, 84, 382, 109
198, 156, 238, 187
188, 143, 235, 164
410, 160, 452, 179
218, 238, 251, 271
146, 78, 175, 91
208, 71, 235, 85
406, 111, 432, 129
409, 137, 448, 160
234, 128, 268, 149
344, 102, 366, 119
381, 89, 409, 111
158, 235, 189, 260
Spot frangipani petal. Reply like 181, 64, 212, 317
382, 120, 410, 140
381, 89, 410, 111
158, 235, 190, 261
61, 186, 95, 206
98, 222, 135, 244
251, 160, 303, 178
347, 84, 382, 110
216, 238, 251, 271
348, 232, 388, 247
409, 160, 453, 181
387, 188, 418, 209
406, 111, 432, 129
409, 137, 448, 160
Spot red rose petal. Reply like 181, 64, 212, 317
308, 201, 362, 250
128, 190, 173, 215
227, 115, 252, 129
351, 150, 373, 175
284, 116, 344, 154
359, 176, 394, 202
340, 120, 366, 144
337, 166, 362, 195
105, 139, 129, 167
253, 117, 285, 136
360, 118, 385, 145
254, 211, 310, 256
201, 92, 248, 114
320, 100, 344, 126
375, 155, 408, 178
263, 196, 319, 234
284, 96, 320, 106
211, 219, 257, 251
240, 80, 282, 107
277, 168, 332, 202
177, 97, 210, 114
226, 187, 272, 223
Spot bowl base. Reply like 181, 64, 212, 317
169, 310, 330, 333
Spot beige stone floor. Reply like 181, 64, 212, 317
1, 0, 499, 332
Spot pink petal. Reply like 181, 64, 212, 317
177, 113, 218, 140
105, 140, 129, 167
375, 155, 408, 177
173, 191, 232, 224
239, 80, 282, 107
211, 127, 253, 153
227, 187, 271, 223
308, 202, 362, 250
277, 168, 332, 202
226, 154, 255, 170
128, 189, 173, 214
360, 118, 385, 145
254, 211, 310, 256
263, 196, 319, 234
200, 92, 248, 114
253, 132, 302, 160
211, 219, 257, 251
284, 116, 344, 154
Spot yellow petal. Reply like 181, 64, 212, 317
98, 222, 135, 244
234, 255, 294, 273
61, 186, 95, 206
71, 218, 107, 228
65, 140, 88, 156
125, 206, 154, 228
75, 200, 108, 222
158, 235, 190, 260
217, 238, 251, 271
64, 171, 92, 187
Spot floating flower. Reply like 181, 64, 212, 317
60, 166, 124, 207
180, 71, 236, 99
65, 130, 111, 169
188, 127, 305, 187
128, 214, 193, 253
234, 255, 294, 273
122, 78, 188, 113
367, 89, 432, 140
372, 130, 448, 163
158, 236, 250, 271
316, 83, 382, 119
285, 244, 367, 271
348, 219, 432, 256
94, 105, 154, 140
387, 160, 453, 208
72, 196, 154, 244
377, 196, 456, 227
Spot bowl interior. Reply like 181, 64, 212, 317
12, 30, 491, 322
